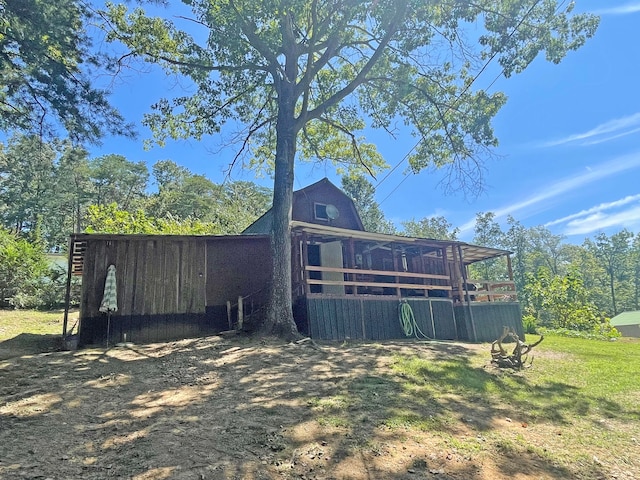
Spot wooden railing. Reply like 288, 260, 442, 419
304, 265, 451, 296
463, 280, 518, 302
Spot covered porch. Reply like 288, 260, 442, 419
290, 222, 522, 342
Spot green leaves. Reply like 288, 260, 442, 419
341, 173, 396, 234
0, 227, 50, 308
524, 266, 605, 332
0, 0, 132, 142
401, 216, 459, 240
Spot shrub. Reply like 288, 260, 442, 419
0, 229, 50, 308
522, 314, 538, 334
538, 321, 621, 341
39, 265, 81, 309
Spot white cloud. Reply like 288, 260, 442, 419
580, 126, 640, 146
564, 205, 640, 235
545, 194, 640, 227
542, 112, 640, 147
458, 152, 640, 234
592, 3, 640, 15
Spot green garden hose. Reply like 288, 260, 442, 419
398, 300, 432, 340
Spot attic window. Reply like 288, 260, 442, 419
314, 203, 329, 221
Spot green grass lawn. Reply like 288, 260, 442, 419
387, 335, 640, 473
0, 309, 65, 339
0, 309, 78, 359
310, 334, 639, 476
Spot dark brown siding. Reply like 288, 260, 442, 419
79, 237, 206, 345
292, 185, 362, 230
243, 178, 365, 234
78, 235, 273, 345
205, 236, 272, 329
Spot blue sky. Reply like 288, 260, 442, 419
88, 1, 640, 242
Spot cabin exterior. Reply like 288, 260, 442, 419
67, 178, 523, 346
245, 178, 523, 342
287, 221, 522, 342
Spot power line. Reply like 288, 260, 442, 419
375, 0, 546, 204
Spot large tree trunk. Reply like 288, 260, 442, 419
262, 81, 300, 339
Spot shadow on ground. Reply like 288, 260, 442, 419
0, 337, 637, 480
0, 333, 62, 360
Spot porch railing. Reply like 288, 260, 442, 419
463, 280, 518, 302
304, 265, 451, 296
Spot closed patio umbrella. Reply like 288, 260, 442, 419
99, 264, 117, 347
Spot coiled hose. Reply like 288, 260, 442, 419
398, 300, 432, 340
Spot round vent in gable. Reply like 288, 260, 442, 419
326, 204, 340, 220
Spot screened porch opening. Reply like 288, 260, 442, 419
291, 222, 517, 304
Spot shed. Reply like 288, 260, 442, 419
69, 233, 271, 345
610, 311, 640, 337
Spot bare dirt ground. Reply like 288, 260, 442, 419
0, 335, 637, 480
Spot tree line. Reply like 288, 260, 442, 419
0, 134, 272, 308
0, 134, 272, 250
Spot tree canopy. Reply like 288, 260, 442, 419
0, 0, 131, 141
341, 173, 395, 234
103, 0, 599, 337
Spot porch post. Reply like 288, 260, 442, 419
301, 232, 310, 295
506, 254, 514, 281
419, 247, 427, 296
349, 238, 358, 296
451, 245, 463, 302
458, 245, 477, 342
391, 243, 401, 297
442, 246, 451, 298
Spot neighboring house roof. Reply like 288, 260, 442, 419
610, 311, 640, 327
243, 177, 364, 234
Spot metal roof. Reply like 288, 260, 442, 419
291, 221, 511, 264
610, 311, 640, 327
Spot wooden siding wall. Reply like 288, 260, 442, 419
292, 186, 362, 230
302, 297, 457, 341
79, 238, 207, 345
453, 303, 524, 342
205, 237, 272, 329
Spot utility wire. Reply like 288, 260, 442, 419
375, 0, 546, 203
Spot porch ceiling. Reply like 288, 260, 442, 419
291, 221, 511, 264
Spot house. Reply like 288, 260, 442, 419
610, 311, 640, 337
66, 178, 523, 345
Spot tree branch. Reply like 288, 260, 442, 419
297, 0, 409, 131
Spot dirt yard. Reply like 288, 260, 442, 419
0, 335, 636, 480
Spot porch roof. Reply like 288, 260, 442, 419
291, 221, 511, 264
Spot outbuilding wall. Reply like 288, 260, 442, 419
614, 324, 640, 337
453, 303, 524, 342
77, 235, 271, 345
